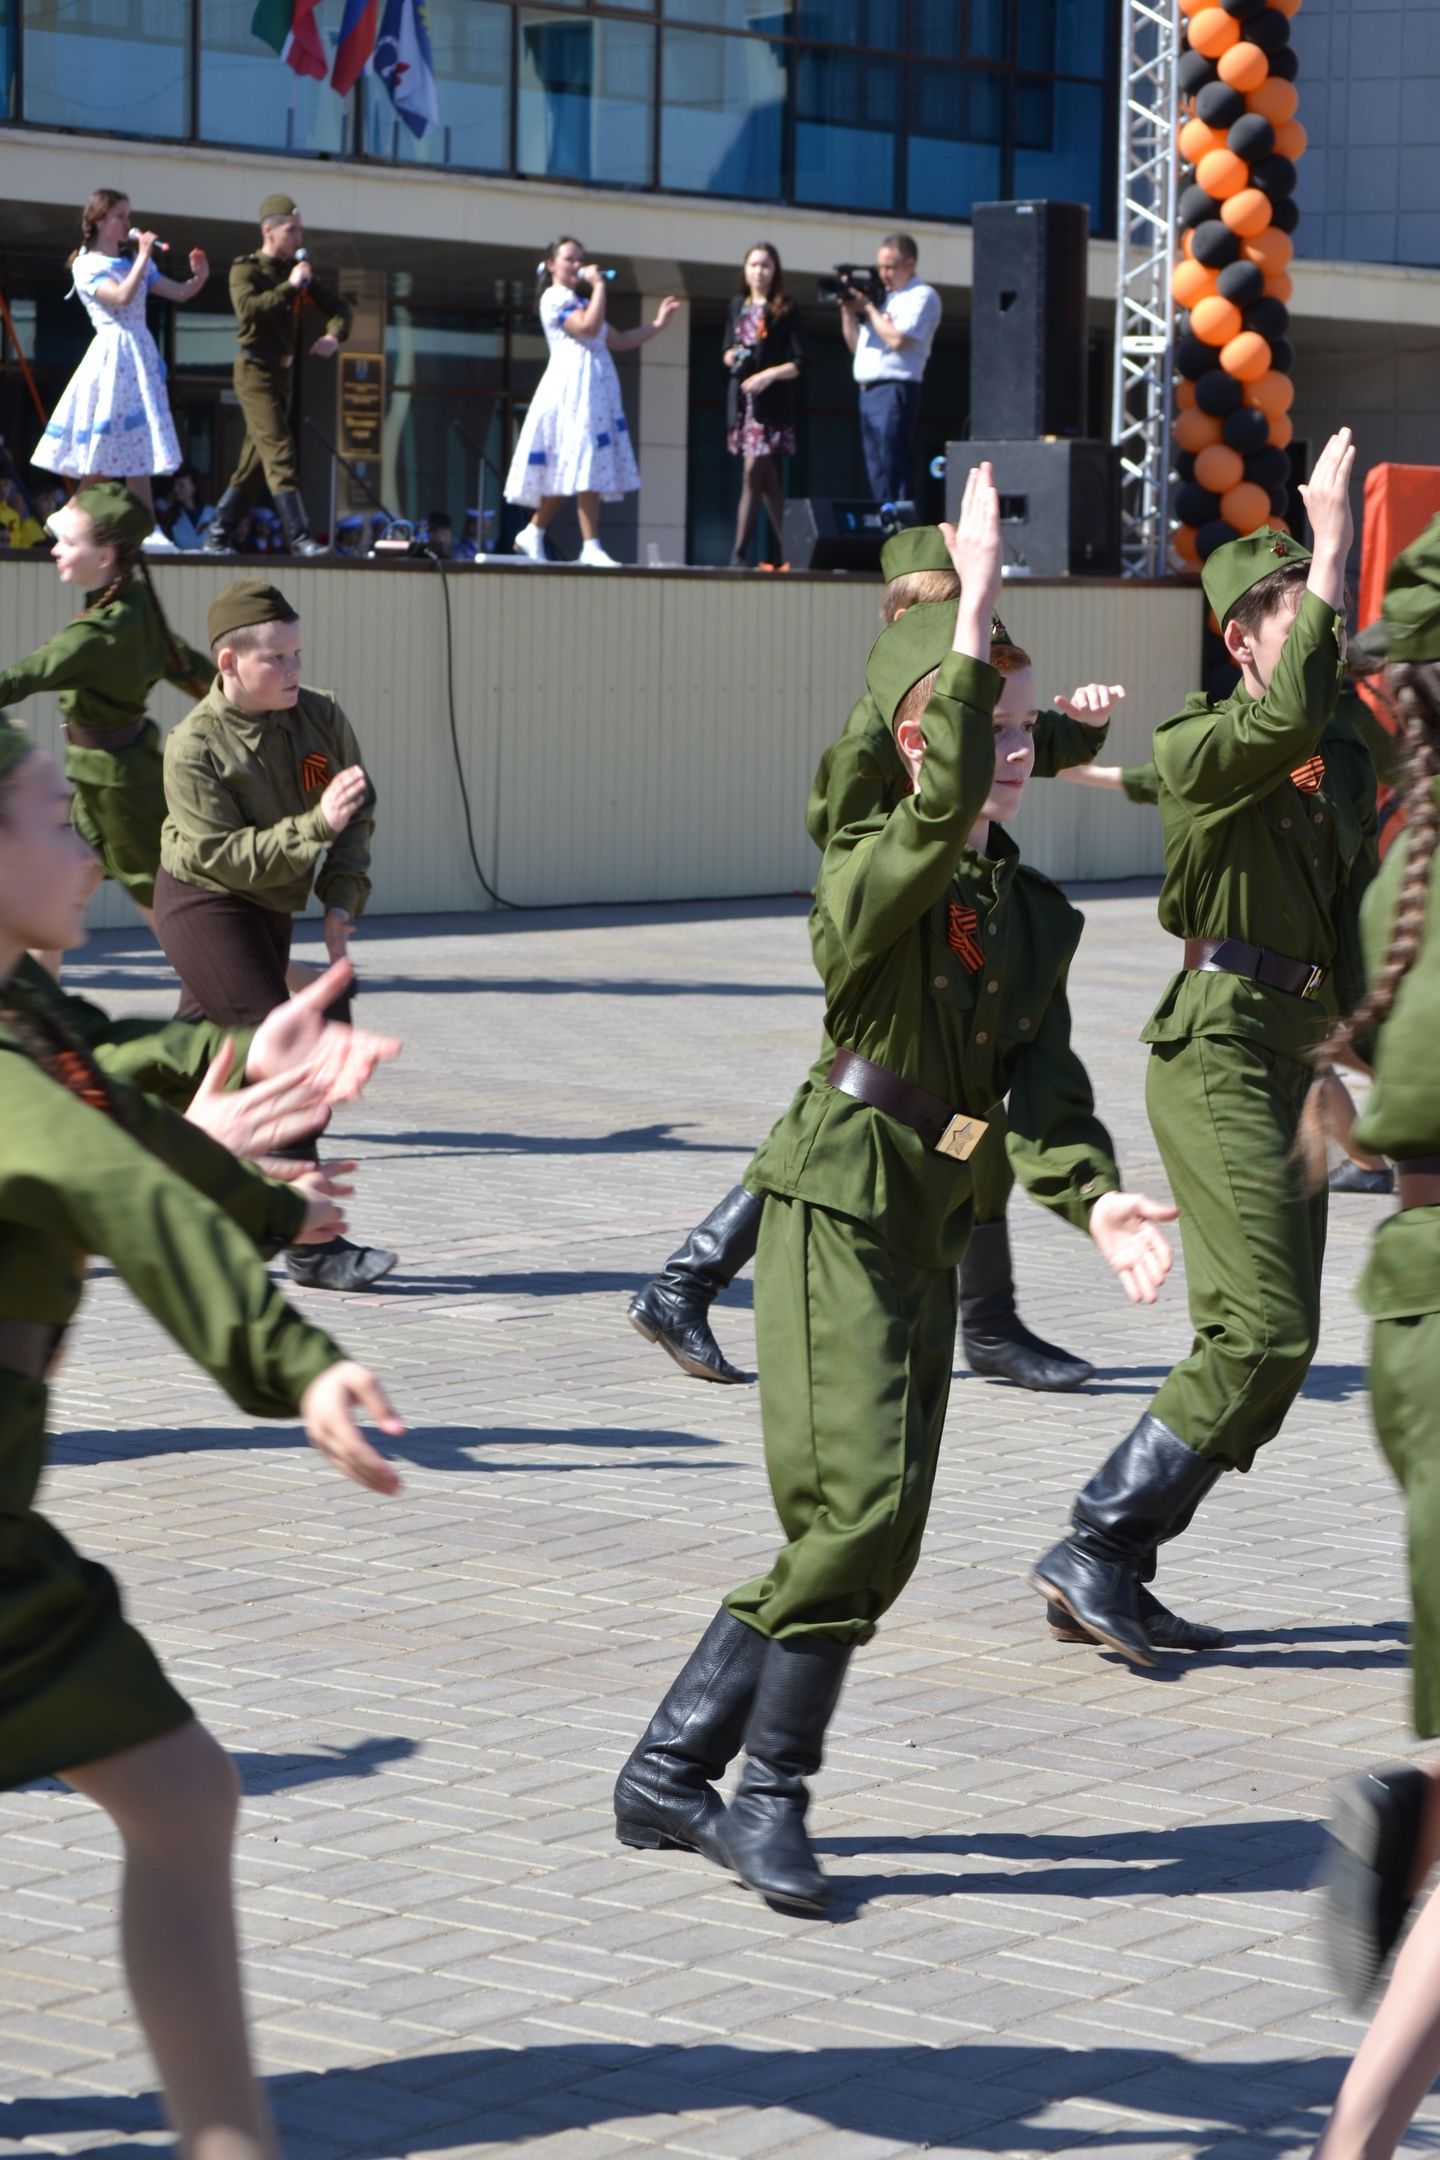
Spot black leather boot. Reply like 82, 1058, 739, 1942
203, 486, 249, 555
718, 1635, 852, 1912
1323, 1765, 1430, 2008
1030, 1413, 1221, 1667
1044, 1587, 1224, 1652
628, 1185, 763, 1384
613, 1610, 767, 1864
959, 1220, 1094, 1391
1329, 1159, 1394, 1195
275, 488, 328, 558
286, 1236, 398, 1291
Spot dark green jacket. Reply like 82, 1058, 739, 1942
230, 251, 351, 360
13, 956, 252, 1108
751, 652, 1121, 1271
0, 585, 210, 737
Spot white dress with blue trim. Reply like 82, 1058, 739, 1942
504, 284, 642, 507
33, 252, 181, 480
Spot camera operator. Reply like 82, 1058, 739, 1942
838, 232, 940, 506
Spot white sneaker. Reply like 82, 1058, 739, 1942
578, 539, 620, 568
141, 529, 178, 552
512, 522, 550, 563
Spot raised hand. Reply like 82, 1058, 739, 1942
653, 295, 683, 330
300, 1362, 405, 1495
939, 462, 1003, 660
185, 1038, 329, 1156
1087, 1190, 1178, 1305
319, 764, 369, 833
187, 248, 210, 284
1054, 683, 1126, 725
1299, 427, 1356, 613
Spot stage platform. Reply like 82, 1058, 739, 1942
0, 556, 1200, 927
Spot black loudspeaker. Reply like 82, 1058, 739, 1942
944, 440, 1121, 577
780, 497, 916, 572
971, 200, 1090, 441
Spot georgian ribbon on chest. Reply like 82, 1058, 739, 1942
300, 751, 330, 793
945, 900, 986, 972
1290, 754, 1326, 795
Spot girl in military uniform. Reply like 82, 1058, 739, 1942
0, 482, 210, 968
0, 717, 404, 2158
615, 471, 1177, 1913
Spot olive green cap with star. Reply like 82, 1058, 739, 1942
1202, 525, 1312, 627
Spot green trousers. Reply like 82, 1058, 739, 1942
1146, 1035, 1326, 1472
724, 1194, 958, 1643
1365, 1211, 1440, 1738
228, 353, 300, 501
65, 722, 165, 908
969, 1107, 1013, 1227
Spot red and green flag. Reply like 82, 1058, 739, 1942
251, 0, 328, 82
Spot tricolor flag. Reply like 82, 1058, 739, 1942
331, 0, 378, 96
251, 0, 328, 81
375, 0, 437, 139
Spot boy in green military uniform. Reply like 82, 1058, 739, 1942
155, 577, 397, 1292
0, 483, 210, 965
1031, 427, 1374, 1668
629, 524, 1122, 1393
614, 469, 1177, 1912
205, 193, 352, 560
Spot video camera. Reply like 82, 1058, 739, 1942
818, 263, 885, 309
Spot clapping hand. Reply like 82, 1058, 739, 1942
1053, 683, 1126, 726
1088, 1191, 1178, 1305
245, 958, 401, 1105
185, 1038, 329, 1156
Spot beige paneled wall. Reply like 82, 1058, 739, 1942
0, 562, 1200, 930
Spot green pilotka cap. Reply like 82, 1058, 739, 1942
0, 717, 32, 781
259, 193, 299, 223
77, 481, 154, 550
865, 601, 960, 728
879, 527, 955, 584
1202, 525, 1312, 626
1377, 513, 1440, 665
207, 579, 299, 650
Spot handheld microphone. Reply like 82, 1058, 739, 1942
128, 227, 170, 254
295, 247, 310, 263
600, 268, 616, 281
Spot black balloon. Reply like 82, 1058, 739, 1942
1222, 406, 1271, 452
1220, 0, 1268, 14
1269, 335, 1296, 373
1175, 449, 1199, 484
1196, 368, 1245, 416
1197, 80, 1246, 127
1245, 9, 1291, 55
1175, 482, 1222, 528
1269, 488, 1292, 517
1269, 45, 1299, 81
1180, 183, 1222, 228
1217, 259, 1265, 307
1198, 518, 1240, 560
1244, 443, 1290, 488
1271, 195, 1301, 234
1244, 296, 1291, 340
1252, 153, 1298, 199
1176, 334, 1214, 380
1180, 48, 1220, 95
1229, 113, 1276, 163
1191, 218, 1242, 267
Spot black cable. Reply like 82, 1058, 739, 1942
426, 549, 518, 909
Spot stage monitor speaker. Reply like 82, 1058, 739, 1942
971, 200, 1089, 441
780, 497, 915, 572
944, 440, 1121, 578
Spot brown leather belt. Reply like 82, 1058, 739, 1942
0, 1320, 64, 1381
65, 715, 148, 752
826, 1049, 960, 1150
1183, 936, 1325, 1000
1396, 1153, 1440, 1212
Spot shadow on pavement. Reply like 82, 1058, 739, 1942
230, 1735, 418, 1794
339, 1122, 752, 1158
52, 1424, 730, 1473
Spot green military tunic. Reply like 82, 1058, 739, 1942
1138, 592, 1375, 1470
0, 589, 211, 906
11, 954, 251, 1106
226, 251, 351, 504
161, 682, 372, 918
0, 972, 341, 1788
723, 651, 1121, 1644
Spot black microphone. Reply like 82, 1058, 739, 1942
128, 226, 170, 254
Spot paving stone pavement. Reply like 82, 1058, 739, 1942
0, 886, 1428, 2160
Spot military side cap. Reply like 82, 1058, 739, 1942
1202, 525, 1312, 625
79, 481, 154, 549
1378, 513, 1440, 665
879, 526, 954, 584
259, 193, 299, 223
865, 600, 960, 728
208, 578, 299, 649
0, 716, 32, 782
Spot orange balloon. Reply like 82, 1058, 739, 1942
1192, 292, 1244, 345
1222, 187, 1274, 236
1196, 443, 1245, 493
1244, 227, 1294, 274
1180, 116, 1227, 166
1218, 41, 1269, 90
1189, 8, 1240, 55
1222, 329, 1273, 381
1267, 413, 1295, 450
1248, 78, 1299, 125
1222, 481, 1273, 532
1182, 228, 1197, 261
1244, 369, 1296, 416
1269, 0, 1301, 14
1179, 0, 1210, 14
1270, 515, 1292, 534
1173, 258, 1219, 309
1198, 147, 1250, 199
1274, 119, 1308, 160
1175, 406, 1224, 453
1264, 270, 1294, 302
1176, 376, 1198, 410
1173, 525, 1202, 568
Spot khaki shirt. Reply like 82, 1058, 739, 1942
161, 682, 373, 918
0, 585, 210, 735
229, 251, 352, 362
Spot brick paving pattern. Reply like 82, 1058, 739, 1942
0, 885, 1426, 2159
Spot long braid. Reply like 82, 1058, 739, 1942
135, 548, 198, 684
0, 985, 138, 1135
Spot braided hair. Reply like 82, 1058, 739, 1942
77, 523, 195, 687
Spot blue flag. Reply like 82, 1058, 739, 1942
375, 0, 437, 138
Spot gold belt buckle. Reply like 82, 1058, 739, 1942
936, 1113, 988, 1162
1302, 963, 1325, 999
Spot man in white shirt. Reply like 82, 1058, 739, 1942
840, 232, 942, 507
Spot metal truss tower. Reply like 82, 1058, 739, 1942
1111, 0, 1181, 577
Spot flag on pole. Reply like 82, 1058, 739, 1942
331, 0, 378, 95
251, 0, 328, 81
375, 0, 438, 139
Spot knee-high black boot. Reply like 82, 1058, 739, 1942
203, 486, 249, 555
718, 1635, 853, 1913
628, 1185, 764, 1384
960, 1219, 1094, 1391
613, 1610, 767, 1864
1030, 1413, 1221, 1667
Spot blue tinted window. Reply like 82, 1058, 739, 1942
664, 0, 791, 27
1013, 77, 1107, 214
1015, 0, 1055, 73
199, 0, 345, 154
364, 0, 510, 168
1055, 0, 1112, 76
661, 28, 784, 198
793, 0, 900, 45
794, 47, 898, 209
907, 65, 1004, 221
913, 0, 1006, 59
518, 11, 656, 187
25, 0, 189, 138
